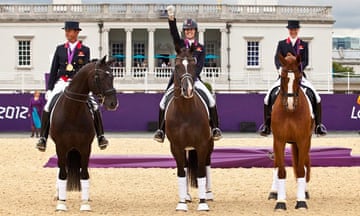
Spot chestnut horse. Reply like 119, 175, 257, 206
51, 56, 118, 211
269, 54, 314, 211
166, 46, 214, 212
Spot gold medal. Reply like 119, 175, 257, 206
66, 64, 73, 72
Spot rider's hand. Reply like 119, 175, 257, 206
45, 90, 52, 100
277, 67, 282, 75
167, 5, 175, 19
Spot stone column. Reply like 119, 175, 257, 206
198, 28, 205, 45
125, 28, 133, 73
103, 28, 110, 58
148, 28, 155, 74
220, 28, 228, 74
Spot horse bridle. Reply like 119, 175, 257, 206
174, 56, 195, 98
281, 70, 299, 98
94, 66, 117, 104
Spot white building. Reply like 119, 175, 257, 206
0, 2, 334, 93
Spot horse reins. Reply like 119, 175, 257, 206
94, 66, 117, 104
63, 88, 88, 103
174, 56, 195, 98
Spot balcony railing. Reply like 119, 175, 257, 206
0, 4, 333, 21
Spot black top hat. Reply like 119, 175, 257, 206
62, 21, 82, 31
286, 20, 300, 29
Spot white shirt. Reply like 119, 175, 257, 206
290, 37, 298, 47
68, 41, 78, 51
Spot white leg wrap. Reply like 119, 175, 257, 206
81, 179, 90, 201
57, 179, 67, 201
178, 177, 187, 203
296, 178, 306, 201
206, 166, 211, 191
271, 168, 279, 191
197, 177, 207, 200
277, 179, 286, 201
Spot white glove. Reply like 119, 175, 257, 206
277, 67, 282, 75
45, 90, 52, 101
167, 5, 175, 17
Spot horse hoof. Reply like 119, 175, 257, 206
175, 202, 188, 212
80, 200, 91, 211
197, 203, 209, 211
56, 200, 67, 211
274, 202, 286, 211
295, 201, 308, 210
206, 191, 214, 201
185, 193, 192, 203
268, 192, 278, 200
305, 191, 310, 199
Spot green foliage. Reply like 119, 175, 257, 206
203, 82, 213, 93
333, 62, 355, 77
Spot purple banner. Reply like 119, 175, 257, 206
0, 93, 359, 132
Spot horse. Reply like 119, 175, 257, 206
51, 56, 118, 211
165, 46, 214, 212
268, 53, 314, 211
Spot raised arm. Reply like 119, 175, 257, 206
167, 5, 182, 46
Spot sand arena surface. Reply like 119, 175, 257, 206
0, 133, 359, 216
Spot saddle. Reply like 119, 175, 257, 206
163, 88, 210, 120
269, 86, 315, 118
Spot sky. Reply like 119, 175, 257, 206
1, 0, 359, 29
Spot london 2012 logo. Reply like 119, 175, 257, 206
351, 95, 360, 119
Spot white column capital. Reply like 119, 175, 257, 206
198, 28, 205, 33
147, 28, 156, 33
220, 28, 227, 33
125, 28, 133, 32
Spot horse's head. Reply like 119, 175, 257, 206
89, 56, 118, 111
173, 45, 197, 99
278, 53, 302, 111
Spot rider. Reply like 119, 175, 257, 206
153, 5, 222, 143
259, 20, 327, 137
36, 21, 109, 152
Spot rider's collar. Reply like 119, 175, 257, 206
287, 37, 299, 46
185, 39, 198, 48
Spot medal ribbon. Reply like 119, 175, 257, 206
67, 46, 75, 65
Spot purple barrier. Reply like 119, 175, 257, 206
0, 93, 359, 132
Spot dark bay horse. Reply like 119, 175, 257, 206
166, 46, 214, 212
269, 53, 314, 211
51, 56, 118, 211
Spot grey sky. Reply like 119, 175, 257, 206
2, 0, 359, 28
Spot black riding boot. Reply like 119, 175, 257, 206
314, 102, 327, 136
154, 108, 166, 143
209, 106, 222, 141
93, 110, 109, 150
259, 104, 271, 136
36, 111, 50, 152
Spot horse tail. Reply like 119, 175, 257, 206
66, 149, 81, 191
187, 149, 198, 188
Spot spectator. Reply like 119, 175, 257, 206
28, 90, 44, 138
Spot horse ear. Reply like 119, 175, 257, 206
175, 44, 181, 54
100, 55, 107, 65
296, 54, 301, 65
278, 53, 287, 66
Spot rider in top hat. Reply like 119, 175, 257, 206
153, 5, 222, 143
36, 21, 109, 152
259, 20, 327, 136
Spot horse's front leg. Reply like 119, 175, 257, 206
173, 148, 188, 212
273, 138, 287, 211
294, 141, 309, 210
80, 152, 91, 211
56, 154, 68, 211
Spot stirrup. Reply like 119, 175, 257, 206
259, 124, 271, 137
154, 129, 165, 143
212, 128, 222, 141
98, 135, 109, 150
36, 137, 47, 152
315, 124, 327, 136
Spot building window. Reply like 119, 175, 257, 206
15, 36, 33, 68
204, 41, 218, 67
111, 42, 125, 65
246, 40, 260, 67
133, 42, 145, 66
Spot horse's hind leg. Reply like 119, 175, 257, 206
205, 146, 214, 201
56, 154, 68, 211
80, 152, 91, 211
196, 148, 210, 211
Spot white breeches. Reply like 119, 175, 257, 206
44, 79, 98, 112
159, 80, 216, 110
264, 77, 321, 105
44, 79, 69, 112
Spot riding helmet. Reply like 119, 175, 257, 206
183, 19, 198, 31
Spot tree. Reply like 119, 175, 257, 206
332, 62, 354, 77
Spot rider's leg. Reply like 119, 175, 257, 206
36, 80, 69, 152
301, 78, 327, 136
89, 95, 109, 149
194, 80, 222, 140
154, 84, 174, 143
259, 79, 280, 136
